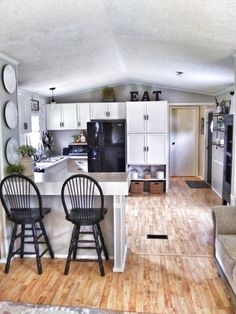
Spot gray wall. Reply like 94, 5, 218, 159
55, 83, 215, 103
0, 58, 18, 177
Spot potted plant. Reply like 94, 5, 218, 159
18, 145, 36, 176
6, 164, 24, 175
18, 145, 36, 157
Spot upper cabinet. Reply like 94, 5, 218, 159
46, 103, 77, 130
126, 101, 168, 133
76, 103, 90, 129
90, 102, 126, 120
46, 103, 90, 130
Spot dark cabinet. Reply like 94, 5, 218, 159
222, 114, 233, 204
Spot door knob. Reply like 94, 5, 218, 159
171, 142, 175, 145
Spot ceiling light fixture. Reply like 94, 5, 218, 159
49, 87, 56, 104
176, 71, 183, 77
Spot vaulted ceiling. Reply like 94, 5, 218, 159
0, 0, 235, 97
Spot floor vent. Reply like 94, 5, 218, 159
147, 234, 168, 239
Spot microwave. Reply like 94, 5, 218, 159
68, 143, 88, 156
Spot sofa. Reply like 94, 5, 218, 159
212, 205, 236, 297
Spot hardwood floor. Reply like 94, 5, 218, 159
0, 177, 234, 313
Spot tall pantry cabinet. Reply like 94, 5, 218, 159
126, 101, 169, 192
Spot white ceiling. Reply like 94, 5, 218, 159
0, 0, 236, 97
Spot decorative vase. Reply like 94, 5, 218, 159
21, 156, 34, 177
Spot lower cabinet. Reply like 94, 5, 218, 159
44, 160, 67, 173
67, 158, 88, 172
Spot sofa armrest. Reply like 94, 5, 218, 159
212, 206, 236, 235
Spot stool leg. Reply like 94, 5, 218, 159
96, 224, 109, 260
72, 225, 80, 260
93, 224, 105, 276
39, 220, 54, 259
20, 224, 25, 258
64, 225, 77, 275
5, 224, 18, 273
32, 223, 42, 274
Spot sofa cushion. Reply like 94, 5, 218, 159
216, 234, 236, 278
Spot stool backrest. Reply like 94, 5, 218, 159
61, 174, 104, 218
0, 173, 43, 221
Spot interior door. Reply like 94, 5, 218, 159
170, 107, 198, 176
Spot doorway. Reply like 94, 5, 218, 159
170, 107, 199, 176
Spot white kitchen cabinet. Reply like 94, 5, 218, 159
127, 134, 146, 164
127, 134, 166, 165
46, 103, 77, 130
126, 101, 168, 133
44, 159, 68, 174
76, 103, 90, 129
90, 102, 126, 120
146, 134, 166, 164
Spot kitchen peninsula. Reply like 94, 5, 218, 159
1, 171, 129, 272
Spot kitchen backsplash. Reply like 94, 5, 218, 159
50, 130, 86, 155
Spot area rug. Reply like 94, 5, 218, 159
0, 301, 140, 314
185, 180, 210, 188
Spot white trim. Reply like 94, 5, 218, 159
169, 106, 199, 177
230, 194, 236, 206
113, 244, 127, 272
214, 85, 234, 97
212, 186, 222, 198
169, 102, 214, 106
0, 52, 19, 65
212, 159, 223, 166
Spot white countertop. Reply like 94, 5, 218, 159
35, 155, 87, 171
33, 172, 129, 196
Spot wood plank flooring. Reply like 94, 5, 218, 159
0, 177, 234, 313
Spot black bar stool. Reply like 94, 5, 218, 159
61, 174, 109, 276
0, 174, 54, 274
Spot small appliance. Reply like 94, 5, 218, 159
68, 143, 88, 156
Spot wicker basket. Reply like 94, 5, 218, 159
150, 182, 164, 194
130, 181, 144, 194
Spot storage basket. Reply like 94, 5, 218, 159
150, 182, 164, 194
130, 181, 144, 194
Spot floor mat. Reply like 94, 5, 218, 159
185, 180, 210, 188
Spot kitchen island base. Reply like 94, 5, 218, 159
0, 172, 128, 273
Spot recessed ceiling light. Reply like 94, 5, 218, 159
176, 71, 183, 77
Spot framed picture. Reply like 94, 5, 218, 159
31, 99, 39, 111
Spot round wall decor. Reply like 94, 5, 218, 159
5, 137, 20, 165
4, 101, 18, 129
3, 64, 16, 94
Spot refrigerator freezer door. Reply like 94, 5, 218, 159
87, 122, 103, 172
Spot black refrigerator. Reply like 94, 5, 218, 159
87, 121, 126, 172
